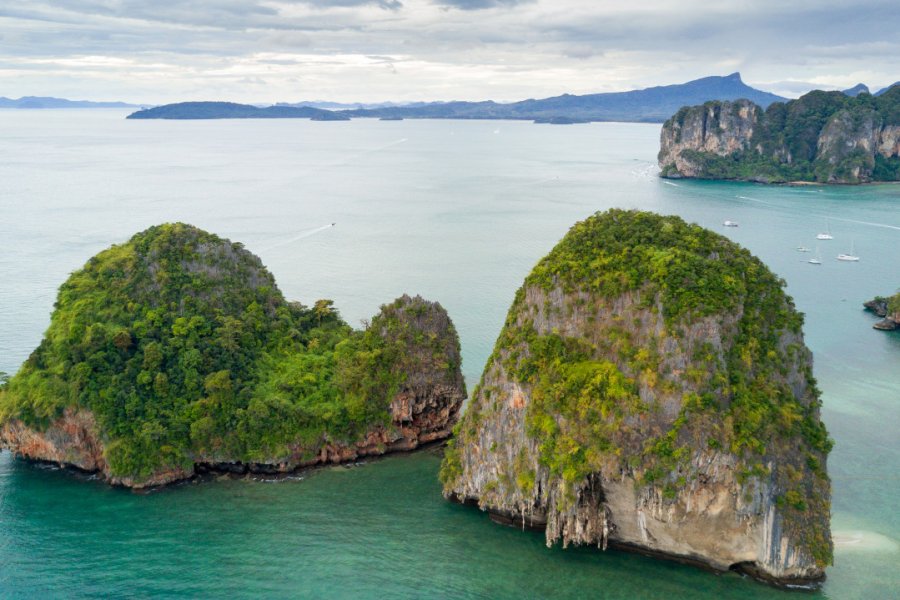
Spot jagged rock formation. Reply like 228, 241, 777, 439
0, 224, 465, 487
864, 293, 900, 330
441, 210, 832, 587
659, 87, 900, 183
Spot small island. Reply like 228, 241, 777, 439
127, 101, 350, 121
441, 210, 832, 587
864, 293, 900, 330
658, 86, 900, 183
0, 224, 465, 487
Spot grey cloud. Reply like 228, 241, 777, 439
0, 0, 896, 103
436, 0, 534, 9
302, 0, 404, 9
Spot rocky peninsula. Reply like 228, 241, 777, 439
441, 210, 832, 587
864, 293, 900, 330
659, 87, 900, 183
0, 224, 465, 487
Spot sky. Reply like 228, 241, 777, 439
1, 0, 898, 104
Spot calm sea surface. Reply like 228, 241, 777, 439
0, 110, 898, 599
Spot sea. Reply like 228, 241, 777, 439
0, 110, 898, 599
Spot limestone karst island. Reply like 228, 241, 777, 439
441, 210, 832, 587
0, 224, 466, 487
0, 213, 836, 589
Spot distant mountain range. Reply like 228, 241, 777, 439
122, 74, 900, 123
0, 96, 138, 109
125, 73, 788, 123
343, 73, 788, 122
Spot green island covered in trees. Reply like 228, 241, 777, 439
0, 223, 465, 486
659, 86, 900, 183
442, 210, 832, 584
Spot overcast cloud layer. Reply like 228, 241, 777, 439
1, 0, 897, 103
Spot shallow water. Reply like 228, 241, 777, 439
0, 111, 898, 598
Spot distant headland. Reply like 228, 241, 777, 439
659, 85, 900, 184
0, 96, 139, 109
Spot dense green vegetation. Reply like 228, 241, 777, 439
889, 292, 900, 315
0, 224, 455, 482
445, 210, 832, 565
663, 86, 900, 183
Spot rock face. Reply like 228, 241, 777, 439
659, 87, 900, 183
441, 210, 832, 587
864, 294, 900, 330
0, 225, 465, 487
658, 100, 761, 179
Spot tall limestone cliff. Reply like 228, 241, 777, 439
0, 224, 465, 487
441, 210, 832, 587
659, 87, 900, 183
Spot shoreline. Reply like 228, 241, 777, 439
1, 436, 452, 492
446, 493, 826, 591
658, 173, 900, 187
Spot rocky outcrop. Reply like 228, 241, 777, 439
442, 210, 832, 587
864, 295, 900, 330
0, 225, 466, 488
658, 100, 760, 178
0, 409, 105, 473
659, 87, 900, 183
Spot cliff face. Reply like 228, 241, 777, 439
659, 88, 900, 183
442, 210, 832, 587
658, 100, 760, 178
0, 225, 465, 487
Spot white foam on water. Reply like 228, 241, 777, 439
833, 530, 899, 553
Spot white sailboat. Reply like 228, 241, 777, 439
836, 241, 859, 262
723, 220, 739, 227
797, 245, 811, 252
808, 245, 822, 265
816, 222, 833, 240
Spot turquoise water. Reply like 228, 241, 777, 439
0, 110, 898, 598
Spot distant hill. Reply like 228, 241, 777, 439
876, 82, 900, 96
0, 96, 138, 109
345, 73, 787, 123
126, 101, 350, 120
842, 84, 870, 97
276, 100, 431, 110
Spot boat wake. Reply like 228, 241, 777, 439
260, 223, 335, 251
828, 216, 900, 232
662, 180, 680, 187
